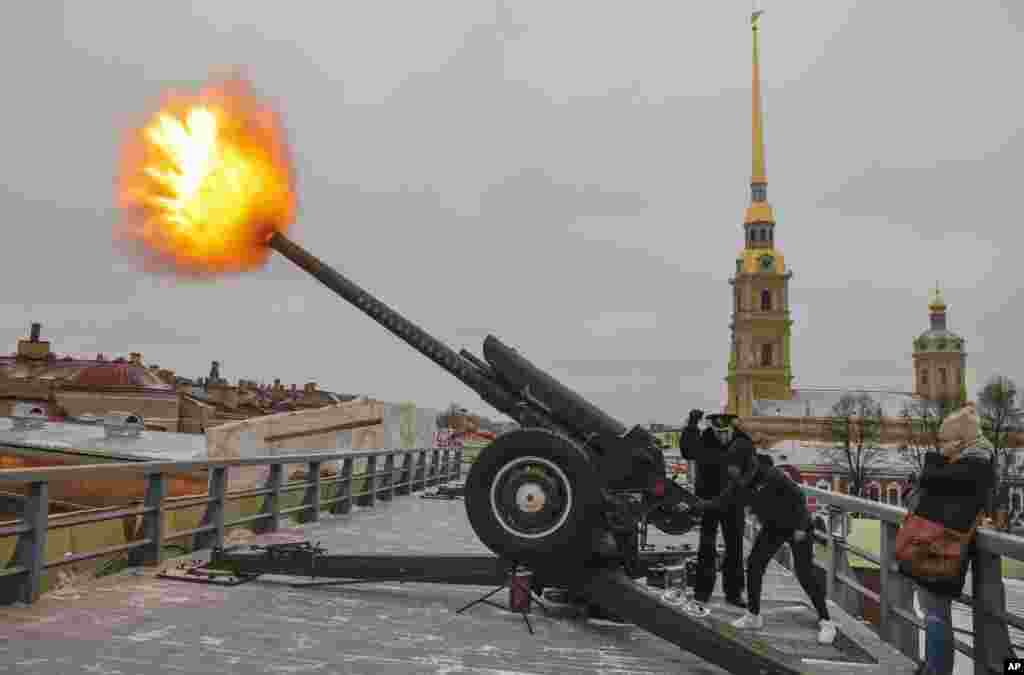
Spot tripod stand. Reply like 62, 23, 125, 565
455, 563, 551, 634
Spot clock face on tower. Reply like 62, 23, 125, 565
759, 254, 775, 271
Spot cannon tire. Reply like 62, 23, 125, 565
465, 428, 602, 569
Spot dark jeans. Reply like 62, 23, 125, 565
695, 504, 745, 601
747, 524, 829, 620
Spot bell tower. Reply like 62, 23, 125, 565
726, 10, 794, 417
913, 284, 967, 403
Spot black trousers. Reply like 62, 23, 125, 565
695, 504, 745, 601
747, 524, 829, 620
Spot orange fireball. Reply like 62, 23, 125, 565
117, 75, 296, 275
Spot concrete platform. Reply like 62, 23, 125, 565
0, 490, 919, 674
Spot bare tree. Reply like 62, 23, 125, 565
979, 375, 1022, 525
897, 396, 959, 474
821, 393, 887, 498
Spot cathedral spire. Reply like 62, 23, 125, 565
743, 9, 774, 229
751, 9, 767, 194
929, 281, 946, 311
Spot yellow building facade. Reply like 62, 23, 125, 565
726, 11, 794, 417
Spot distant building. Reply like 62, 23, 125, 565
0, 323, 344, 433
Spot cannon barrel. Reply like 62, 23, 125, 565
266, 232, 555, 428
482, 335, 627, 441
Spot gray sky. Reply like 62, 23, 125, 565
1, 2, 1021, 425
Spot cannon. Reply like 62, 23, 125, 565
267, 232, 698, 576
251, 233, 814, 674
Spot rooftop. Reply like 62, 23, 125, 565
0, 417, 207, 461
753, 388, 920, 419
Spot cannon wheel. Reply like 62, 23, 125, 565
465, 428, 602, 569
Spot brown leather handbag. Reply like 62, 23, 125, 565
895, 513, 978, 582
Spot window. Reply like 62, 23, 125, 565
761, 289, 772, 311
735, 288, 742, 311
1013, 491, 1022, 513
761, 343, 773, 367
939, 368, 947, 385
921, 370, 928, 386
867, 484, 881, 501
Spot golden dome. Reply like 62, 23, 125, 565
928, 282, 946, 311
743, 202, 774, 225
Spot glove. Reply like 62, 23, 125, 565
686, 409, 704, 428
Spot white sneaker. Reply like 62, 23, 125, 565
731, 611, 764, 630
818, 619, 837, 645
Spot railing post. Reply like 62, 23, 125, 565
358, 456, 377, 507
380, 454, 395, 501
8, 481, 49, 604
454, 449, 463, 481
299, 461, 322, 523
429, 449, 441, 486
140, 473, 165, 566
880, 519, 919, 660
195, 467, 226, 551
332, 458, 353, 515
255, 463, 283, 533
441, 449, 450, 480
878, 518, 892, 640
827, 506, 839, 602
395, 453, 413, 496
972, 543, 1012, 675
415, 450, 427, 490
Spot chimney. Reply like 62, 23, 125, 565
103, 412, 144, 439
129, 352, 143, 365
17, 322, 51, 360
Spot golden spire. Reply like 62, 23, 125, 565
743, 9, 774, 226
929, 282, 946, 311
751, 9, 766, 187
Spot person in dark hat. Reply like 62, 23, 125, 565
678, 409, 755, 608
696, 449, 836, 644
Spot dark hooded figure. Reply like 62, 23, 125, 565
697, 447, 837, 645
678, 410, 754, 608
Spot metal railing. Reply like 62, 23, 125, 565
743, 485, 1021, 675
0, 446, 462, 606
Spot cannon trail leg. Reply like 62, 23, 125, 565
578, 568, 809, 675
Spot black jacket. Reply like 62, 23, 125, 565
911, 449, 993, 597
678, 426, 755, 498
709, 461, 813, 533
